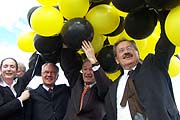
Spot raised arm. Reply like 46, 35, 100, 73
155, 11, 175, 69
81, 40, 112, 98
60, 45, 83, 87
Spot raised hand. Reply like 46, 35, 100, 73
81, 40, 97, 64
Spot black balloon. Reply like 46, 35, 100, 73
90, 0, 104, 3
61, 18, 94, 50
112, 0, 145, 12
90, 0, 111, 9
27, 6, 40, 27
144, 0, 180, 10
124, 8, 158, 39
34, 34, 63, 63
97, 45, 119, 73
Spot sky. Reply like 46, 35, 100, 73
0, 0, 180, 111
0, 0, 39, 64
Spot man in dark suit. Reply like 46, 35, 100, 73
60, 41, 111, 120
105, 11, 180, 120
0, 56, 38, 120
25, 63, 70, 120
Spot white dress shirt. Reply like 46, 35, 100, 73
116, 70, 132, 120
0, 78, 23, 106
0, 78, 18, 97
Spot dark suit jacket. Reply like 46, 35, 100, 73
25, 84, 70, 120
60, 49, 112, 120
0, 68, 35, 120
105, 24, 180, 120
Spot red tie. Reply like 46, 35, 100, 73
79, 85, 90, 110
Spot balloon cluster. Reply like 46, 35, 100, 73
17, 0, 180, 78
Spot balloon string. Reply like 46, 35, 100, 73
31, 54, 40, 79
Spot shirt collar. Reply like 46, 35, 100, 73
84, 81, 96, 88
123, 66, 136, 75
42, 84, 54, 91
0, 77, 18, 87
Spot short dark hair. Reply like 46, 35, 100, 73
113, 39, 139, 57
0, 57, 18, 70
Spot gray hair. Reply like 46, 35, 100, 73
41, 63, 59, 74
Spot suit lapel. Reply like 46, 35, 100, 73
110, 78, 120, 112
36, 85, 51, 100
4, 86, 15, 98
72, 81, 83, 112
131, 63, 141, 80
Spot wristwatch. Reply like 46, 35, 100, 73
92, 62, 100, 71
92, 62, 100, 67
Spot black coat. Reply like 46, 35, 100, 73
25, 84, 70, 120
105, 23, 180, 120
60, 49, 111, 120
0, 68, 35, 120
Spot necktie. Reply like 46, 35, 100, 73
120, 70, 144, 119
80, 85, 90, 110
48, 88, 53, 94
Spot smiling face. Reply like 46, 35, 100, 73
114, 40, 139, 70
0, 58, 17, 81
82, 60, 95, 85
41, 63, 59, 88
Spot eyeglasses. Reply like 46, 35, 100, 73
118, 46, 134, 54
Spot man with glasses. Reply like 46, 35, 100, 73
25, 63, 70, 120
105, 11, 180, 120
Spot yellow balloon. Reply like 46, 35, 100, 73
135, 39, 147, 57
139, 33, 159, 60
137, 21, 160, 60
86, 4, 120, 34
106, 70, 121, 82
30, 6, 64, 36
109, 2, 128, 17
165, 6, 180, 47
174, 47, 180, 55
59, 0, 89, 20
153, 21, 161, 37
108, 32, 125, 45
17, 31, 36, 52
77, 33, 106, 54
91, 33, 106, 53
77, 49, 84, 55
168, 56, 180, 77
37, 0, 59, 6
108, 30, 135, 46
108, 30, 158, 60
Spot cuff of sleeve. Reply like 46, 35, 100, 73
17, 97, 23, 107
92, 65, 100, 71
